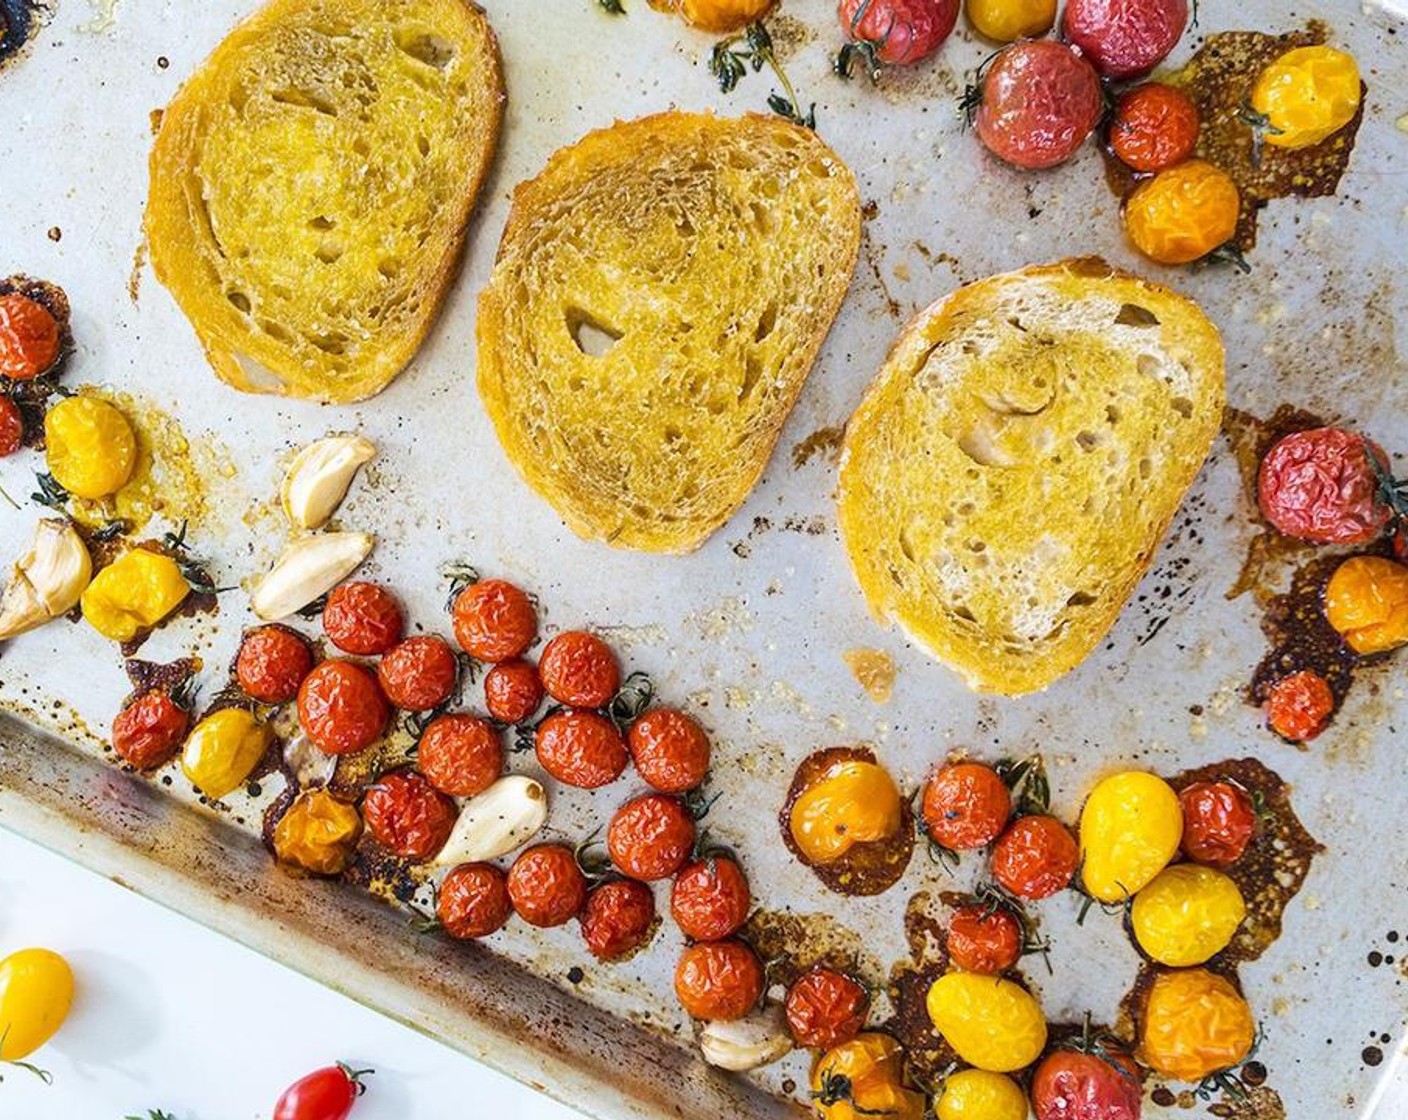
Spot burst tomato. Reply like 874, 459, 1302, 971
482, 658, 544, 723
1062, 0, 1187, 80
1110, 83, 1201, 173
785, 968, 869, 1050
921, 761, 1012, 850
538, 630, 621, 708
452, 578, 537, 662
0, 293, 61, 381
1031, 1048, 1143, 1120
670, 855, 751, 941
236, 624, 314, 704
1257, 428, 1395, 545
298, 660, 391, 756
416, 713, 503, 798
946, 903, 1022, 974
607, 793, 696, 881
991, 815, 1079, 900
506, 843, 588, 928
322, 582, 403, 656
581, 878, 657, 961
1179, 780, 1257, 866
535, 709, 628, 789
112, 689, 190, 770
1264, 670, 1335, 743
377, 635, 458, 711
273, 1062, 372, 1120
0, 396, 22, 457
361, 769, 457, 861
674, 939, 764, 1021
437, 862, 513, 939
974, 40, 1103, 170
837, 0, 958, 68
628, 707, 711, 793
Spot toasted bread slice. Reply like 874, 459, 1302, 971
836, 258, 1225, 695
146, 0, 504, 403
476, 111, 862, 554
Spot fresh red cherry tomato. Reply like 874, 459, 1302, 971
0, 396, 23, 457
991, 815, 1079, 900
1257, 428, 1396, 545
628, 707, 712, 793
322, 582, 404, 656
1031, 1048, 1143, 1120
974, 40, 1103, 170
1179, 780, 1257, 867
236, 624, 314, 704
607, 793, 696, 881
273, 1062, 373, 1120
377, 635, 458, 711
452, 578, 537, 662
1062, 0, 1188, 80
921, 761, 1012, 850
538, 630, 621, 708
482, 658, 544, 723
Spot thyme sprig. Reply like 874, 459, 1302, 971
441, 560, 480, 612
607, 670, 653, 731
30, 470, 70, 513
125, 1111, 177, 1120
597, 0, 625, 12
0, 1027, 52, 1085
1235, 100, 1282, 169
833, 0, 888, 83
710, 22, 816, 130
1205, 242, 1252, 274
1194, 1023, 1266, 1103
163, 519, 231, 595
995, 754, 1050, 816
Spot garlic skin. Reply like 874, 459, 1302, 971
280, 435, 377, 530
698, 1005, 793, 1071
433, 776, 548, 868
0, 519, 93, 640
251, 531, 374, 620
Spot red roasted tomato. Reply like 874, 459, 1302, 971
538, 630, 621, 708
298, 660, 391, 756
1179, 780, 1257, 867
236, 624, 314, 705
975, 41, 1104, 170
322, 582, 404, 656
607, 794, 696, 882
1264, 669, 1335, 743
273, 1062, 372, 1120
437, 862, 513, 940
361, 769, 456, 861
670, 855, 752, 942
921, 761, 1013, 850
506, 843, 588, 928
946, 903, 1022, 974
674, 939, 765, 1021
991, 815, 1080, 900
416, 713, 503, 798
1110, 83, 1201, 173
580, 878, 657, 961
535, 709, 628, 789
837, 0, 958, 68
482, 658, 544, 724
452, 578, 537, 662
1062, 0, 1188, 80
784, 967, 870, 1050
0, 293, 61, 381
1031, 1048, 1143, 1120
377, 635, 458, 711
1257, 428, 1395, 546
628, 707, 711, 793
112, 690, 190, 770
0, 396, 22, 457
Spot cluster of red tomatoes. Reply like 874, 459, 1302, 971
0, 281, 68, 457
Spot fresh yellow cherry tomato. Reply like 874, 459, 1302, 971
1080, 771, 1183, 904
1138, 968, 1256, 1082
181, 707, 273, 799
1123, 160, 1241, 266
43, 394, 137, 500
1324, 556, 1408, 655
1131, 864, 1247, 967
966, 0, 1055, 43
0, 948, 74, 1063
926, 972, 1047, 1073
81, 548, 190, 642
789, 760, 902, 864
273, 788, 363, 875
1250, 45, 1361, 150
935, 1068, 1029, 1120
812, 1032, 926, 1120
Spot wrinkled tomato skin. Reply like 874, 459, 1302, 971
946, 904, 1023, 974
976, 41, 1104, 170
674, 939, 765, 1021
298, 660, 391, 756
628, 707, 712, 793
322, 582, 405, 656
784, 967, 870, 1050
1258, 428, 1392, 545
921, 761, 1013, 850
0, 396, 23, 457
272, 1064, 362, 1120
535, 709, 628, 789
112, 690, 190, 770
581, 878, 657, 961
416, 713, 504, 798
1110, 83, 1200, 172
1264, 670, 1334, 743
991, 815, 1080, 900
361, 769, 457, 861
483, 658, 544, 724
838, 0, 959, 66
608, 794, 696, 881
538, 630, 621, 708
377, 635, 458, 711
1179, 781, 1256, 867
437, 862, 513, 940
670, 856, 752, 941
1062, 0, 1187, 80
0, 293, 61, 381
452, 579, 537, 662
1031, 1049, 1143, 1120
236, 625, 314, 704
506, 843, 588, 928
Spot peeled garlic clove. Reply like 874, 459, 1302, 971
699, 1005, 793, 1071
251, 531, 373, 620
433, 775, 548, 868
0, 519, 93, 640
280, 435, 377, 530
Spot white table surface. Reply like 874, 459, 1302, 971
0, 827, 587, 1120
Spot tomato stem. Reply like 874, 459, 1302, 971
336, 1061, 376, 1094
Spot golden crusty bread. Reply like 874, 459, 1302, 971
836, 259, 1225, 695
146, 0, 504, 403
477, 111, 862, 554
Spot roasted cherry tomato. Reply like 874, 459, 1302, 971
0, 948, 74, 1063
437, 862, 513, 939
452, 578, 537, 662
628, 707, 711, 793
921, 761, 1012, 850
236, 624, 314, 704
181, 707, 273, 800
273, 1062, 372, 1120
785, 968, 870, 1051
935, 1069, 1028, 1120
926, 971, 1047, 1072
1031, 1048, 1143, 1120
789, 759, 903, 864
322, 582, 403, 656
482, 658, 544, 723
1062, 0, 1187, 80
608, 793, 696, 881
1110, 83, 1201, 172
1079, 771, 1182, 903
1138, 968, 1255, 1082
1179, 780, 1257, 865
837, 0, 958, 68
670, 855, 751, 941
1132, 864, 1246, 966
297, 660, 391, 756
581, 878, 657, 961
974, 41, 1103, 170
416, 713, 503, 797
946, 903, 1022, 974
1325, 555, 1408, 655
1257, 428, 1394, 545
0, 293, 61, 381
273, 788, 363, 876
81, 548, 190, 642
0, 396, 22, 457
991, 815, 1079, 900
538, 630, 621, 708
112, 689, 190, 770
535, 709, 628, 789
1249, 45, 1361, 150
670, 0, 777, 35
1264, 670, 1335, 743
361, 769, 457, 861
45, 394, 137, 500
377, 634, 458, 711
674, 939, 764, 1021
812, 1033, 926, 1120
965, 0, 1055, 43
506, 843, 588, 928
1123, 159, 1240, 265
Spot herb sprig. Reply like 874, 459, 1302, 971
710, 23, 816, 130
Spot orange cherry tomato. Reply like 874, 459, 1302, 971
506, 843, 588, 928
538, 630, 621, 708
437, 862, 512, 939
1324, 555, 1408, 655
416, 713, 503, 797
674, 939, 764, 1021
608, 793, 696, 881
377, 635, 458, 711
452, 578, 537, 662
991, 815, 1079, 900
670, 855, 751, 942
482, 658, 544, 723
1179, 781, 1257, 867
1123, 159, 1240, 265
946, 903, 1022, 974
112, 689, 190, 770
535, 709, 628, 789
322, 582, 404, 656
0, 396, 22, 456
785, 968, 870, 1050
922, 762, 1013, 851
361, 769, 457, 861
1110, 83, 1200, 172
236, 624, 314, 705
297, 660, 391, 756
0, 293, 61, 381
628, 707, 711, 793
580, 878, 657, 961
1264, 670, 1335, 743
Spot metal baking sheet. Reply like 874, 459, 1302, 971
1, 1, 1406, 1117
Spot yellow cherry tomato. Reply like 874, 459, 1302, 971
80, 548, 190, 642
789, 759, 903, 864
966, 0, 1055, 43
652, 0, 777, 34
935, 1068, 1029, 1120
43, 394, 137, 500
1123, 160, 1240, 266
1131, 864, 1247, 967
1250, 45, 1361, 150
181, 707, 273, 799
812, 1033, 927, 1120
1138, 968, 1255, 1082
926, 972, 1047, 1073
274, 788, 363, 875
0, 948, 74, 1062
1324, 556, 1408, 655
1080, 771, 1183, 904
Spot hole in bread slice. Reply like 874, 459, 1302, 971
566, 309, 622, 358
1115, 303, 1160, 327
394, 28, 456, 69
270, 87, 338, 116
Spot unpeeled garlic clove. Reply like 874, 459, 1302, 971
280, 435, 377, 530
698, 1004, 793, 1071
0, 519, 93, 640
251, 531, 374, 620
433, 775, 548, 868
